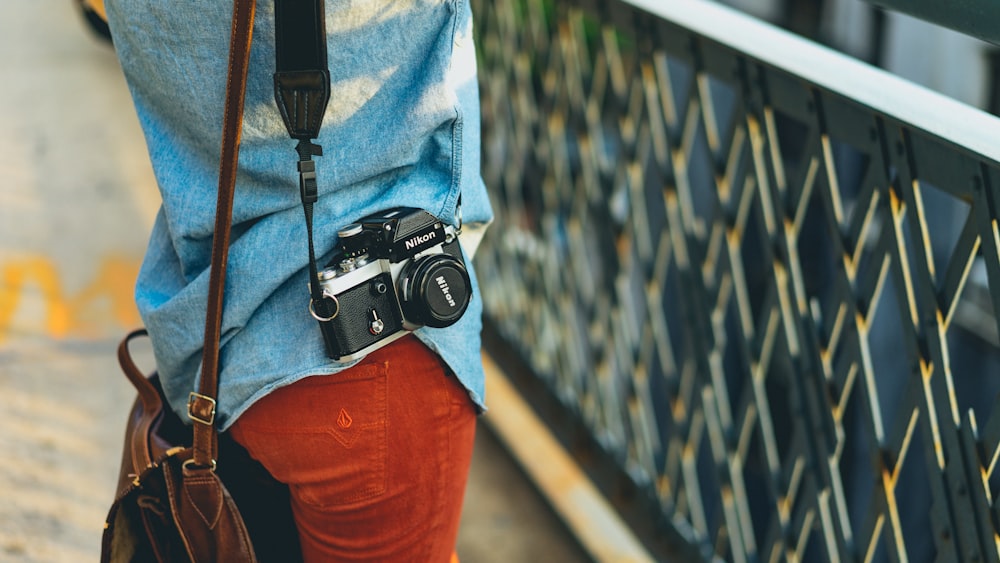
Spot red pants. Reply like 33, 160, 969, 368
229, 336, 477, 562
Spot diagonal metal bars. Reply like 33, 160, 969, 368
471, 0, 1000, 560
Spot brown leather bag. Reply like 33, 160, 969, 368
100, 1, 259, 560
101, 331, 257, 562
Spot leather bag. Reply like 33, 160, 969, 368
100, 1, 259, 560
100, 332, 257, 562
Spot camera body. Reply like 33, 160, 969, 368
315, 207, 472, 361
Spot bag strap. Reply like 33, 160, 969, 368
188, 0, 257, 470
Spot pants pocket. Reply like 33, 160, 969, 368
230, 362, 388, 508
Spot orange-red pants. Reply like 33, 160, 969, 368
229, 336, 477, 562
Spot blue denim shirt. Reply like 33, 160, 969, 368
105, 0, 492, 430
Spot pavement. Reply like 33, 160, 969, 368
0, 1, 589, 561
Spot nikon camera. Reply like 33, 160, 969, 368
314, 207, 472, 361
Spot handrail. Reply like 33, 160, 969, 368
472, 0, 1000, 560
866, 0, 1000, 46
629, 0, 1000, 166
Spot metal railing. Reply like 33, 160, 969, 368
471, 0, 1000, 560
865, 0, 1000, 46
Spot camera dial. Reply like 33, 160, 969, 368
336, 223, 374, 273
337, 223, 372, 256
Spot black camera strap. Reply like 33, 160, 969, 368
272, 0, 340, 350
273, 0, 469, 359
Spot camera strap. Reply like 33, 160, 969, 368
273, 0, 473, 358
272, 0, 340, 350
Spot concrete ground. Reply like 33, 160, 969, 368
0, 2, 589, 561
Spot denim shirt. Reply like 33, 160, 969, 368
105, 0, 492, 430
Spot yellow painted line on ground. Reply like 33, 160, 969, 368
482, 352, 655, 563
0, 255, 142, 343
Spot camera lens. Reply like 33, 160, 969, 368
401, 254, 472, 328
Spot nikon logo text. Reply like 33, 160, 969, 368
436, 275, 456, 307
405, 231, 436, 250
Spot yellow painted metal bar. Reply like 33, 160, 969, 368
481, 352, 655, 563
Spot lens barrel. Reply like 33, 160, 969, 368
402, 254, 472, 327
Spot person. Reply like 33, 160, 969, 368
95, 0, 493, 560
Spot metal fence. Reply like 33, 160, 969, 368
470, 0, 1000, 560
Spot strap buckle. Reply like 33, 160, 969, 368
298, 157, 319, 203
182, 458, 218, 472
187, 392, 217, 426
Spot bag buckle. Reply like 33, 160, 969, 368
187, 392, 217, 426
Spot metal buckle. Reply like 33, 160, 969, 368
182, 458, 217, 472
187, 392, 217, 426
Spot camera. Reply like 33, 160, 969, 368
313, 207, 472, 361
